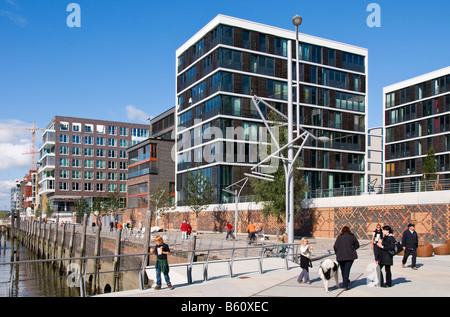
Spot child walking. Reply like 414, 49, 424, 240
297, 237, 313, 284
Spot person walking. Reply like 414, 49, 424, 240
226, 221, 233, 240
376, 225, 395, 287
279, 231, 288, 258
153, 235, 173, 290
401, 223, 418, 270
186, 223, 192, 239
297, 237, 313, 284
371, 224, 383, 261
333, 226, 359, 290
246, 221, 256, 243
180, 220, 188, 240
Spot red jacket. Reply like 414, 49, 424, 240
181, 222, 188, 231
226, 222, 233, 231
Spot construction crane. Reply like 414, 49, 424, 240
0, 121, 45, 170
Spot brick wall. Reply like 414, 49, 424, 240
158, 203, 450, 244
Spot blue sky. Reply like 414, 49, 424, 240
0, 0, 449, 209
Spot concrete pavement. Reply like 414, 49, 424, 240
94, 235, 450, 298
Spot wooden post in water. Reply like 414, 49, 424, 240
59, 223, 67, 269
42, 221, 47, 258
78, 214, 88, 279
52, 216, 59, 265
93, 226, 102, 295
68, 223, 75, 259
142, 210, 152, 286
10, 211, 15, 261
113, 228, 122, 293
37, 220, 42, 257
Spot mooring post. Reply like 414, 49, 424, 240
53, 216, 59, 264
93, 226, 102, 294
113, 228, 122, 292
142, 210, 152, 287
79, 214, 88, 273
68, 223, 75, 259
60, 223, 67, 269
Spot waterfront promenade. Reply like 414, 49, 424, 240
95, 233, 450, 298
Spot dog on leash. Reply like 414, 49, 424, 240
318, 259, 339, 293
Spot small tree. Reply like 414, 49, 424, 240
423, 146, 437, 179
45, 203, 54, 219
250, 110, 308, 239
103, 188, 126, 222
149, 187, 175, 216
423, 146, 438, 191
182, 169, 214, 230
149, 187, 176, 229
74, 197, 90, 220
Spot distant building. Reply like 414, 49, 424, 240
37, 116, 150, 219
10, 179, 21, 213
150, 107, 175, 140
383, 66, 450, 192
123, 137, 175, 227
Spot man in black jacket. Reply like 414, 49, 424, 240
401, 223, 418, 270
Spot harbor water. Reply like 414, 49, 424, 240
0, 235, 80, 297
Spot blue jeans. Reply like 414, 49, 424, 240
155, 260, 171, 287
338, 260, 354, 289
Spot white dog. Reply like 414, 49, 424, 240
318, 259, 339, 293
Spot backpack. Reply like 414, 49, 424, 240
389, 240, 403, 256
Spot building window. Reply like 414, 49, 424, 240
72, 135, 81, 144
96, 124, 105, 134
60, 134, 69, 143
72, 147, 81, 156
85, 124, 94, 133
119, 127, 129, 136
108, 125, 117, 135
60, 122, 69, 131
72, 123, 81, 132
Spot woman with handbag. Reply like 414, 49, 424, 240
297, 237, 313, 284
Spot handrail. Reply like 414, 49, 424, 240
0, 241, 302, 297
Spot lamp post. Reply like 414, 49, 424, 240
293, 15, 302, 136
223, 177, 248, 238
248, 14, 329, 261
287, 14, 302, 257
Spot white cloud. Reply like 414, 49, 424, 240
0, 120, 41, 170
0, 10, 27, 27
125, 105, 151, 124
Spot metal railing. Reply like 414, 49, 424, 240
0, 241, 302, 297
306, 178, 450, 199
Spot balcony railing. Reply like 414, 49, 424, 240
306, 178, 450, 199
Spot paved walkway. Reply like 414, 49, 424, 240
94, 234, 450, 298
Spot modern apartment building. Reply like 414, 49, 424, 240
367, 127, 383, 193
10, 179, 21, 213
175, 15, 368, 204
383, 66, 450, 191
38, 116, 150, 214
124, 137, 175, 226
150, 107, 175, 140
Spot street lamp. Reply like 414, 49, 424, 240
248, 14, 330, 261
222, 177, 248, 238
292, 15, 302, 136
